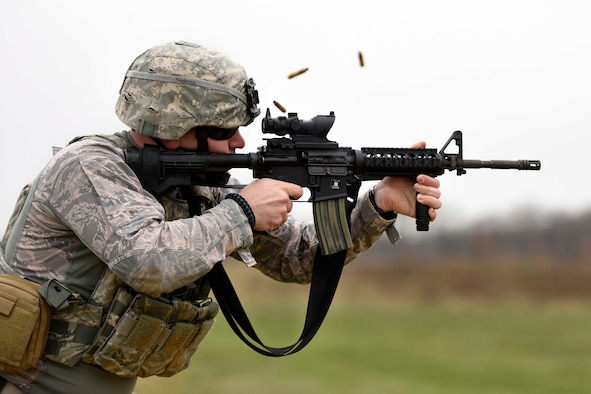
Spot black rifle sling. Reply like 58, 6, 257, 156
208, 249, 345, 357
181, 185, 348, 357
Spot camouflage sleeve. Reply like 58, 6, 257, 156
245, 191, 398, 284
43, 139, 253, 297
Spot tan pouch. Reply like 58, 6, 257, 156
0, 274, 52, 373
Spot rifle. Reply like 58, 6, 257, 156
124, 108, 541, 256
124, 109, 540, 356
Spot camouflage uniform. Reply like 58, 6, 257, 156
0, 128, 398, 393
1, 40, 401, 393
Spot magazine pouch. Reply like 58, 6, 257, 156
91, 286, 218, 377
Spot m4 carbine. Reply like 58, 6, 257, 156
124, 109, 541, 256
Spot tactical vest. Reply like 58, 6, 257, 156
3, 133, 219, 378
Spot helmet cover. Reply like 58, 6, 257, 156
115, 41, 260, 140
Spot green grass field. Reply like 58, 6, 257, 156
135, 261, 591, 394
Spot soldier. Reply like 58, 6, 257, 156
0, 41, 441, 394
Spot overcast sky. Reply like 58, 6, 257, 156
1, 0, 590, 234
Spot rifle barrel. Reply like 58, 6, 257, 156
459, 159, 541, 170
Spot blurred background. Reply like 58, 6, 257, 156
1, 0, 590, 228
1, 1, 591, 393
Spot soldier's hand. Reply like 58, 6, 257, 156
239, 179, 303, 231
372, 141, 443, 221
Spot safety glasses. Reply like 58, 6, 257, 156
199, 126, 238, 141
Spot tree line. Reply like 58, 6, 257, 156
368, 209, 591, 264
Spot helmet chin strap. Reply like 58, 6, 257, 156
193, 129, 230, 184
150, 137, 169, 150
196, 129, 209, 152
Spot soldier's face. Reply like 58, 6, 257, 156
207, 129, 246, 153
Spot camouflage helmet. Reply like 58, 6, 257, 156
115, 41, 260, 140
